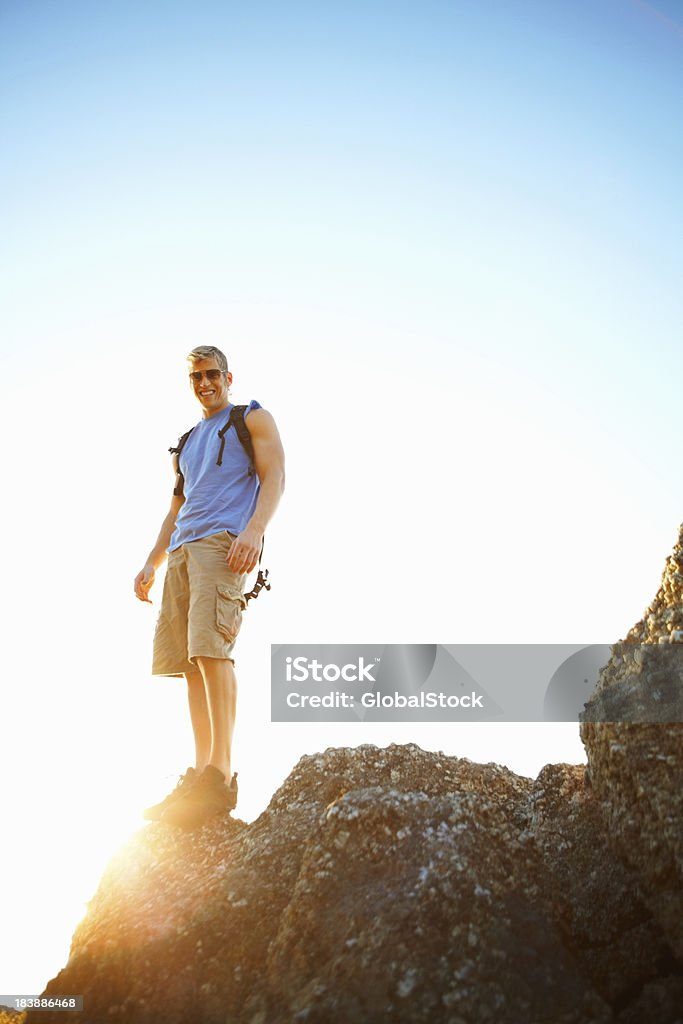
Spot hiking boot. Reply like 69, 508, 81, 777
160, 765, 238, 830
143, 766, 198, 821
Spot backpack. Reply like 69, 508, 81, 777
168, 404, 270, 603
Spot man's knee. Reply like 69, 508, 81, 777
194, 655, 237, 679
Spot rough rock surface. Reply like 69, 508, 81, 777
624, 526, 683, 646
27, 745, 681, 1024
27, 526, 683, 1024
0, 1009, 28, 1023
581, 523, 683, 963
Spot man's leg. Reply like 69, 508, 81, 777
194, 656, 237, 781
185, 668, 212, 772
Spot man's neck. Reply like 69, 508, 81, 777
202, 400, 231, 420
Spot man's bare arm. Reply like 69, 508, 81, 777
226, 408, 285, 575
134, 492, 185, 603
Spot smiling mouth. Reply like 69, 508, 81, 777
198, 389, 216, 397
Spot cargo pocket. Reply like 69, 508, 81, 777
216, 584, 247, 644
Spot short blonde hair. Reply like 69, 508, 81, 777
186, 345, 228, 372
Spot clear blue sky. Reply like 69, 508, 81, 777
3, 0, 682, 356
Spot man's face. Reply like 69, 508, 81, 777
188, 357, 232, 417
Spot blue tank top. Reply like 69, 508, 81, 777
168, 400, 262, 551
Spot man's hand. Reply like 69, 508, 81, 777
226, 526, 263, 575
134, 564, 156, 603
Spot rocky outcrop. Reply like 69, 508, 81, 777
28, 743, 681, 1024
27, 527, 683, 1024
581, 524, 683, 966
624, 527, 683, 646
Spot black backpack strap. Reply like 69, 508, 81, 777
216, 405, 256, 475
169, 428, 194, 496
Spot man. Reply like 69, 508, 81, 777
134, 345, 285, 829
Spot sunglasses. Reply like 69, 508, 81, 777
189, 369, 226, 383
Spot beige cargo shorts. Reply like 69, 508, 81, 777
152, 531, 247, 677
